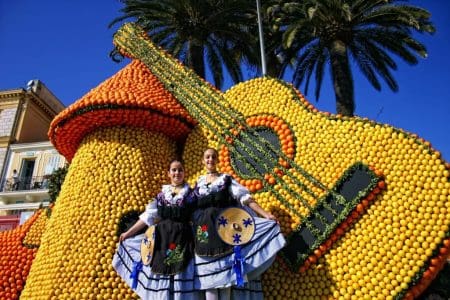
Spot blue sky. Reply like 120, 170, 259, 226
1, 1, 449, 161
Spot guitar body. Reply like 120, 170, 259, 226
183, 77, 450, 299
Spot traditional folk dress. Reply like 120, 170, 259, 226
112, 183, 200, 300
192, 174, 286, 298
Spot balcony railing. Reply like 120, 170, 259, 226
1, 176, 50, 192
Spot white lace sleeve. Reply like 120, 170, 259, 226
139, 199, 157, 226
229, 177, 252, 205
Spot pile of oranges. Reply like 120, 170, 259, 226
48, 59, 195, 162
0, 209, 45, 299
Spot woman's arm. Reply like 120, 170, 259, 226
119, 219, 147, 241
119, 198, 159, 241
228, 176, 277, 220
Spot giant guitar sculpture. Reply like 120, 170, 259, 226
18, 22, 449, 300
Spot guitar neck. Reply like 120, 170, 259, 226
114, 23, 232, 127
114, 23, 285, 177
113, 23, 329, 218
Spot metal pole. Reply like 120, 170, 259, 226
256, 0, 267, 76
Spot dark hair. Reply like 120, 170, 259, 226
168, 159, 184, 171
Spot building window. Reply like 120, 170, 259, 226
19, 158, 35, 190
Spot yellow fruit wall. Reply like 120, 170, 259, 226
21, 127, 177, 300
17, 22, 448, 300
183, 77, 450, 299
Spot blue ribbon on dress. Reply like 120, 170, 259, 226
233, 245, 245, 287
130, 260, 143, 289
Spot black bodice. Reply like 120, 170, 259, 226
157, 205, 192, 223
196, 175, 238, 208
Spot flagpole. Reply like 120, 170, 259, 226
256, 0, 267, 76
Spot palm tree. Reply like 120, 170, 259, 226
250, 0, 298, 78
109, 0, 258, 89
275, 0, 435, 116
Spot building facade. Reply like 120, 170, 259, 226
0, 80, 65, 229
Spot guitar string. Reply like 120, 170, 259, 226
114, 26, 345, 232
115, 27, 341, 230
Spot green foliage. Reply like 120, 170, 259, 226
48, 164, 69, 203
110, 0, 257, 89
266, 0, 435, 116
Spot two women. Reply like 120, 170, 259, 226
113, 149, 286, 299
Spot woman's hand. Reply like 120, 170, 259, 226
118, 220, 147, 242
263, 212, 278, 222
248, 200, 278, 222
119, 231, 130, 242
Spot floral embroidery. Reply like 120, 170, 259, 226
164, 242, 184, 265
197, 224, 209, 243
168, 242, 176, 251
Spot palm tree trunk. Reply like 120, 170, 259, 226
330, 40, 354, 116
188, 41, 206, 80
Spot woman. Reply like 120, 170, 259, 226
112, 160, 199, 300
193, 148, 286, 300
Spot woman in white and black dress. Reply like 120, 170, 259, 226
192, 148, 286, 300
112, 160, 200, 300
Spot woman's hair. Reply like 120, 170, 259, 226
168, 159, 184, 171
203, 147, 218, 157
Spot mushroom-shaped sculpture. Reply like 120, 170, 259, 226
49, 59, 196, 162
21, 60, 196, 299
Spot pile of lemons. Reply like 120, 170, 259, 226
183, 76, 450, 299
22, 208, 50, 247
21, 127, 176, 300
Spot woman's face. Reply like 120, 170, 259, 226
203, 149, 218, 172
168, 161, 185, 185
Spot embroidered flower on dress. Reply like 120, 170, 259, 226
197, 225, 209, 243
164, 243, 184, 265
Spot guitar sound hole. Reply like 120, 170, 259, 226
230, 127, 281, 177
